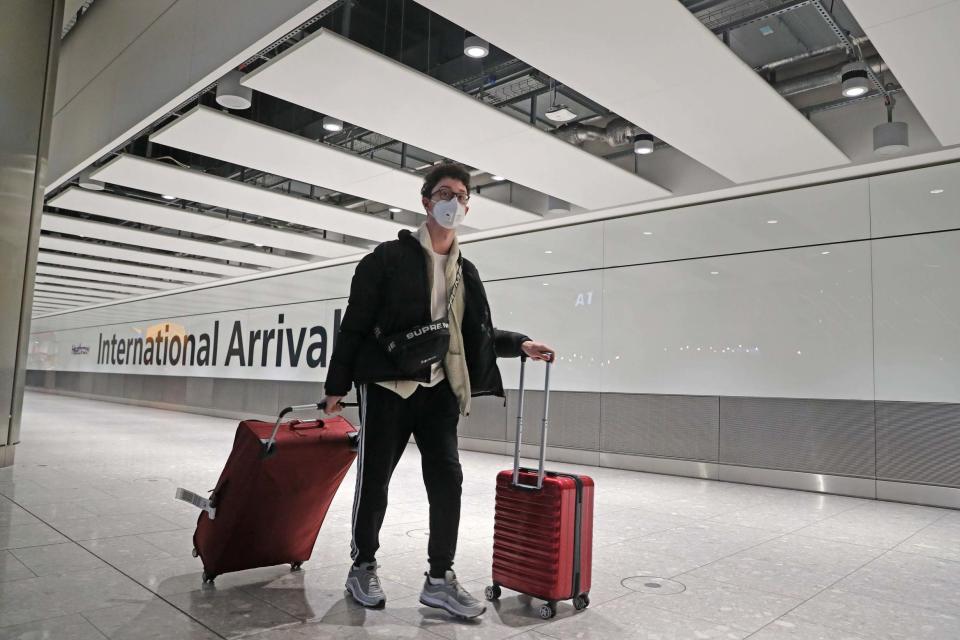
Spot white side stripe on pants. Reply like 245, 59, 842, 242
349, 384, 368, 561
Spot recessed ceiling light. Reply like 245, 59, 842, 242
710, 271, 720, 275
545, 105, 578, 123
767, 219, 778, 224
544, 250, 553, 254
322, 116, 343, 132
388, 207, 402, 213
490, 175, 506, 182
542, 282, 550, 286
464, 35, 489, 58
821, 250, 831, 255
930, 188, 945, 194
161, 194, 177, 200
642, 231, 653, 236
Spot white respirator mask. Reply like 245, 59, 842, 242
430, 197, 467, 230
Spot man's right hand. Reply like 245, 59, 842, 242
322, 395, 345, 414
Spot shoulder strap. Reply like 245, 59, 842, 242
446, 258, 463, 314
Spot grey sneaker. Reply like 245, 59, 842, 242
345, 562, 386, 608
419, 570, 486, 619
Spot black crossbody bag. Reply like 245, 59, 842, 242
373, 261, 462, 375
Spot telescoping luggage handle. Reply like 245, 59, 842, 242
262, 400, 358, 457
512, 353, 553, 490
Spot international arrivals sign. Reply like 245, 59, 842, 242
28, 300, 345, 382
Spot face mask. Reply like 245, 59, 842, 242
431, 197, 467, 230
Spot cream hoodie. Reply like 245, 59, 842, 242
375, 223, 472, 415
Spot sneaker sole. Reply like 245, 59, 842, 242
345, 579, 386, 609
419, 593, 485, 619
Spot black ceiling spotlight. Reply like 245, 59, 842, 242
464, 35, 490, 59
633, 133, 655, 155
840, 61, 870, 98
322, 116, 344, 132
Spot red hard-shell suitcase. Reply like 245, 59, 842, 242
486, 357, 594, 619
176, 402, 358, 584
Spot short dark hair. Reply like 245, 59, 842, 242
420, 162, 471, 198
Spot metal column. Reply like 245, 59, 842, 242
0, 0, 63, 467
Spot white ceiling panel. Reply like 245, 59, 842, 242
49, 187, 342, 258
91, 155, 407, 246
39, 237, 254, 278
41, 214, 304, 269
34, 284, 121, 300
150, 106, 536, 230
35, 264, 172, 290
34, 274, 158, 296
416, 0, 848, 184
241, 29, 669, 210
36, 251, 211, 285
843, 0, 960, 145
33, 291, 106, 304
33, 300, 75, 312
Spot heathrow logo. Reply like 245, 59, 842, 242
71, 344, 90, 355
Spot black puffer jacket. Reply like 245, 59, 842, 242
324, 229, 529, 398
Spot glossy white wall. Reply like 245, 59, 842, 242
603, 178, 869, 267
870, 163, 960, 237
485, 271, 603, 393
600, 242, 875, 399
872, 230, 960, 403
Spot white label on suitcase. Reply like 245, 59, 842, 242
175, 488, 217, 520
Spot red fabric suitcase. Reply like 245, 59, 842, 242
485, 358, 594, 619
177, 402, 358, 584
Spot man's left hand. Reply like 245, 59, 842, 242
521, 340, 556, 362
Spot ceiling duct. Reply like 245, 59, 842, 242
775, 56, 887, 97
554, 117, 643, 148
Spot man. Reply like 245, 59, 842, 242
322, 163, 554, 619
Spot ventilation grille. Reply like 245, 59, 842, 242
720, 397, 875, 476
600, 393, 719, 461
877, 401, 960, 487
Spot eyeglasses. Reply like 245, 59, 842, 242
430, 186, 471, 205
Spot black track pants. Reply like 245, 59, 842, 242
350, 379, 463, 577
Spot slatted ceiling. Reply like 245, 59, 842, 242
150, 106, 537, 232
36, 249, 221, 283
242, 29, 669, 210
33, 291, 105, 304
417, 0, 849, 184
843, 0, 960, 146
91, 155, 407, 246
34, 284, 121, 300
48, 188, 341, 259
41, 214, 304, 269
34, 275, 157, 296
35, 264, 171, 290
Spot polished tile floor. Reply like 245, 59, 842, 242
2, 393, 960, 639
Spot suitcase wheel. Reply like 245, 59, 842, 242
484, 584, 501, 601
201, 571, 216, 585
573, 593, 590, 611
539, 602, 557, 619
290, 561, 303, 572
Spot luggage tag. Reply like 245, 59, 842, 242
175, 487, 217, 520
